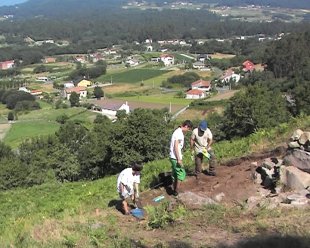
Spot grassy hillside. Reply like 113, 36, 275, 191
1, 115, 309, 247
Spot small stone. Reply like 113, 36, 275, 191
214, 192, 225, 202
290, 129, 304, 141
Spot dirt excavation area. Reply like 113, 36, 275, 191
104, 147, 310, 248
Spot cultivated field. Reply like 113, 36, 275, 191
3, 106, 100, 148
98, 68, 171, 84
210, 6, 309, 22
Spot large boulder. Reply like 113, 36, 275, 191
280, 166, 310, 190
283, 149, 310, 173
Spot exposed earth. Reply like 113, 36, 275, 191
98, 146, 310, 247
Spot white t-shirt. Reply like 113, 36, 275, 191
191, 127, 213, 153
117, 168, 140, 194
169, 127, 184, 160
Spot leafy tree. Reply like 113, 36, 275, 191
93, 86, 104, 99
109, 109, 170, 171
14, 100, 40, 111
166, 72, 200, 88
2, 90, 36, 109
19, 137, 80, 184
56, 121, 88, 155
291, 80, 310, 115
56, 114, 69, 124
221, 85, 290, 138
0, 157, 27, 190
116, 109, 127, 121
7, 111, 14, 121
69, 92, 80, 107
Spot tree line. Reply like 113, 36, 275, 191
0, 109, 171, 190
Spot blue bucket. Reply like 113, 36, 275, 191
131, 208, 144, 219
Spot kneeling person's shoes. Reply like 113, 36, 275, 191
172, 191, 179, 197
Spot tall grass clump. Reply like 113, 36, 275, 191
145, 201, 187, 229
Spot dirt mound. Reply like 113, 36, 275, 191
108, 146, 309, 248
139, 146, 287, 207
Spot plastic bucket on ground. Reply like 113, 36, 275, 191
131, 208, 144, 219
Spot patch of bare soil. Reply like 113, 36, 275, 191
206, 90, 239, 101
106, 147, 296, 247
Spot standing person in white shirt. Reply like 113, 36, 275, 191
190, 120, 217, 180
117, 163, 143, 215
169, 120, 193, 196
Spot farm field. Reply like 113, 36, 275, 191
98, 68, 171, 84
16, 107, 98, 124
114, 92, 192, 105
210, 6, 309, 22
210, 53, 236, 59
3, 120, 60, 148
3, 106, 100, 148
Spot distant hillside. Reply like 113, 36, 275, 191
0, 0, 309, 18
0, 0, 27, 7
0, 0, 124, 17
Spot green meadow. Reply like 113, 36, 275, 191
98, 68, 171, 84
3, 120, 60, 148
3, 105, 99, 148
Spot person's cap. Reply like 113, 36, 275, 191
132, 162, 143, 172
199, 120, 208, 131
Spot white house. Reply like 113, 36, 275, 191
64, 82, 75, 88
191, 79, 211, 92
220, 69, 241, 83
192, 61, 206, 70
160, 54, 174, 66
125, 59, 139, 67
186, 89, 206, 99
93, 101, 130, 118
64, 86, 87, 100
18, 87, 30, 93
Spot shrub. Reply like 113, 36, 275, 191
7, 112, 14, 121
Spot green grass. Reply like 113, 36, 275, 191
174, 53, 195, 63
98, 68, 171, 84
3, 107, 100, 148
3, 120, 60, 148
114, 92, 192, 105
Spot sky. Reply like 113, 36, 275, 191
0, 0, 27, 7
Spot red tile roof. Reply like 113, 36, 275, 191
186, 89, 205, 95
191, 79, 210, 87
65, 86, 86, 93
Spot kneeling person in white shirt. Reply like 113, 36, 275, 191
117, 163, 143, 215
